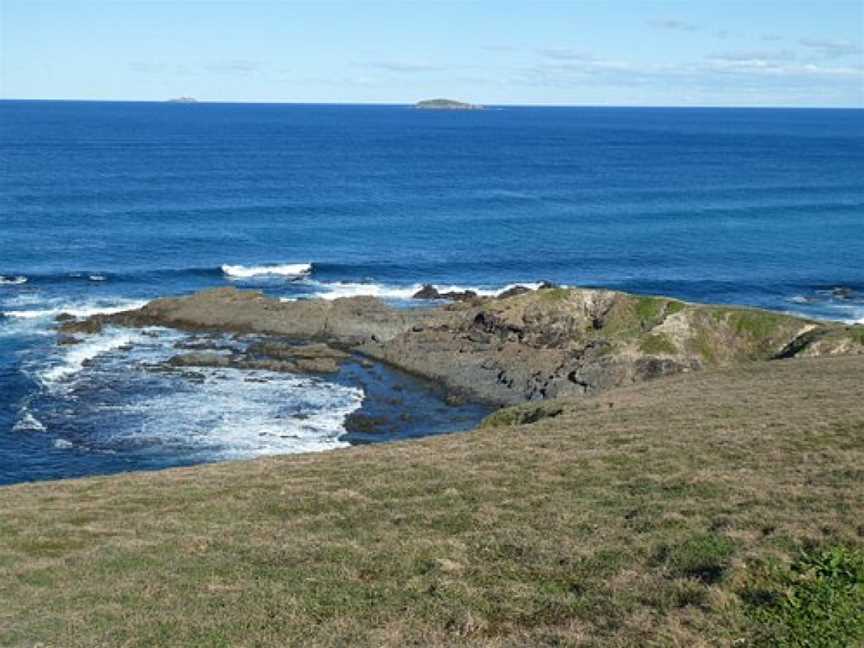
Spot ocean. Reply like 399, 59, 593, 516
1, 100, 862, 485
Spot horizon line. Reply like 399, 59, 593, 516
1, 98, 862, 110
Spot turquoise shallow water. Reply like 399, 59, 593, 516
1, 101, 862, 484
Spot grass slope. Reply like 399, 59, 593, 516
1, 356, 863, 646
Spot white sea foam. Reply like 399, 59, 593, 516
306, 280, 545, 301
0, 275, 28, 285
53, 439, 74, 449
12, 412, 46, 433
312, 281, 422, 300
2, 299, 147, 321
105, 368, 363, 458
39, 328, 142, 386
25, 326, 364, 459
88, 274, 107, 282
433, 282, 545, 297
222, 263, 312, 279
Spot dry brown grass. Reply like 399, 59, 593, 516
1, 355, 863, 646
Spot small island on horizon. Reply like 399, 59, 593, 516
415, 98, 484, 111
167, 96, 198, 103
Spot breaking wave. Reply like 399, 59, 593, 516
0, 275, 28, 285
303, 280, 544, 301
38, 328, 144, 387
222, 263, 312, 279
2, 299, 148, 321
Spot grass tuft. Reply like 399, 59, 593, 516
538, 287, 571, 302
654, 533, 736, 584
742, 546, 864, 647
639, 333, 678, 355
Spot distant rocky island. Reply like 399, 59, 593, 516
415, 98, 484, 111
167, 96, 198, 103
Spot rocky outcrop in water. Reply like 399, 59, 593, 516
412, 284, 479, 302
64, 286, 864, 406
163, 340, 351, 374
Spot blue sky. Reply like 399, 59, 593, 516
1, 1, 862, 106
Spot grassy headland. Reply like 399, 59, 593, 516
2, 354, 863, 646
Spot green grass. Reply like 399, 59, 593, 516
1, 355, 863, 646
639, 333, 678, 355
634, 296, 666, 323
742, 546, 864, 647
538, 287, 571, 302
666, 300, 686, 316
847, 326, 864, 346
654, 533, 736, 583
480, 403, 564, 428
725, 309, 792, 340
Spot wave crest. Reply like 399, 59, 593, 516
222, 263, 312, 279
3, 299, 148, 321
306, 280, 544, 301
0, 275, 28, 286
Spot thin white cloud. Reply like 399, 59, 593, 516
536, 48, 595, 61
128, 62, 192, 75
704, 58, 862, 79
707, 50, 796, 63
204, 60, 261, 74
651, 19, 699, 32
800, 38, 862, 58
366, 61, 446, 73
512, 53, 863, 91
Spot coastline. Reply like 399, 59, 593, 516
58, 283, 864, 408
2, 281, 858, 485
2, 352, 862, 645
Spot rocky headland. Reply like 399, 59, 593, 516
57, 285, 864, 407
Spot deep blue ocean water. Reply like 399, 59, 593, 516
1, 100, 863, 485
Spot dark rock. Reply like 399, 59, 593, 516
481, 403, 564, 428
292, 357, 340, 374
412, 284, 441, 300
248, 341, 348, 361
246, 341, 348, 373
58, 318, 104, 335
498, 285, 532, 299
168, 352, 232, 368
441, 290, 478, 302
166, 349, 341, 374
344, 412, 391, 434
54, 313, 76, 323
634, 357, 690, 381
174, 338, 236, 352
538, 281, 559, 290
57, 335, 83, 346
236, 359, 298, 373
832, 287, 855, 300
412, 284, 477, 302
444, 390, 469, 406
